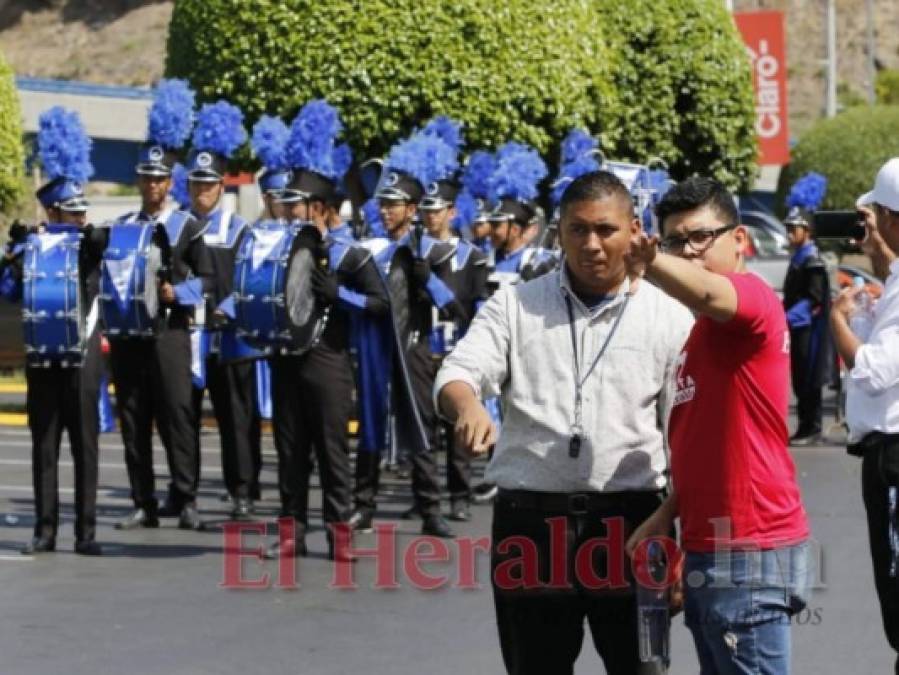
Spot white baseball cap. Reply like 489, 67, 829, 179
857, 158, 899, 211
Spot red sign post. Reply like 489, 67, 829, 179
734, 11, 790, 166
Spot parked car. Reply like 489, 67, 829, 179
742, 212, 790, 293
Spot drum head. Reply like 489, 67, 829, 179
386, 246, 414, 345
284, 227, 326, 351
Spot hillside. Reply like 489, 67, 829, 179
1, 0, 897, 137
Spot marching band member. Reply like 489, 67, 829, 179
4, 108, 106, 555
459, 150, 496, 255
183, 100, 257, 523
349, 128, 464, 539
110, 80, 216, 532
262, 100, 388, 560
415, 118, 488, 522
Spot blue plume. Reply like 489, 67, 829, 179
386, 131, 459, 186
488, 142, 547, 203
169, 162, 190, 207
453, 189, 479, 229
147, 79, 195, 150
461, 150, 495, 199
362, 198, 385, 238
560, 128, 598, 165
37, 106, 94, 182
285, 99, 345, 178
251, 115, 289, 170
786, 172, 828, 212
422, 116, 464, 154
332, 143, 353, 181
551, 155, 602, 206
191, 100, 247, 158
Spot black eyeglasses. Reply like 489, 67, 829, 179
660, 224, 737, 254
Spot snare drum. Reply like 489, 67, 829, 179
233, 220, 329, 354
22, 229, 87, 367
100, 222, 162, 338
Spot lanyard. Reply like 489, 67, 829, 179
564, 291, 630, 458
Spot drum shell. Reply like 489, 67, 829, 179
100, 222, 162, 338
22, 232, 86, 366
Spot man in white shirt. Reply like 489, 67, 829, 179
434, 171, 693, 674
831, 158, 899, 673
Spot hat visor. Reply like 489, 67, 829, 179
274, 189, 310, 204
59, 198, 89, 212
488, 210, 515, 223
188, 169, 223, 183
419, 197, 451, 211
375, 186, 412, 202
856, 189, 876, 209
136, 164, 172, 177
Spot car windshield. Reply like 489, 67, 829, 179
746, 224, 784, 257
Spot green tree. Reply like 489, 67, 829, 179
165, 0, 757, 188
595, 0, 757, 191
166, 0, 618, 160
875, 69, 899, 106
776, 105, 899, 213
0, 50, 25, 217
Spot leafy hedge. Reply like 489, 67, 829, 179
0, 50, 24, 215
776, 105, 899, 213
596, 0, 757, 190
166, 0, 757, 188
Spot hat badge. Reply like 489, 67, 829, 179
385, 172, 399, 187
426, 182, 439, 196
197, 152, 213, 169
149, 146, 164, 162
72, 182, 83, 196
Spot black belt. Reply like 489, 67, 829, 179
496, 488, 663, 516
848, 431, 899, 457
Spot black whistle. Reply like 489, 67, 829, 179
569, 434, 581, 459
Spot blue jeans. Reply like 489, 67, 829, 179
684, 542, 811, 675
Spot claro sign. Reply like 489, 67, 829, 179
734, 11, 790, 166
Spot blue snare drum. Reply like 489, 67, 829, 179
100, 222, 162, 338
22, 229, 87, 367
233, 220, 329, 354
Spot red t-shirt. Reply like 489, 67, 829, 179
669, 272, 809, 552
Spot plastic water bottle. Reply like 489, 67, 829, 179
850, 276, 874, 341
636, 541, 670, 665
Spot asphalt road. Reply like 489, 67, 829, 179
0, 417, 893, 674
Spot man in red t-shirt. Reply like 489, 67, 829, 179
625, 177, 811, 675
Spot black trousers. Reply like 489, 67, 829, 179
109, 328, 198, 510
440, 421, 472, 502
270, 347, 353, 527
353, 343, 442, 516
192, 355, 256, 501
790, 327, 823, 435
26, 332, 102, 542
861, 438, 899, 672
491, 490, 666, 675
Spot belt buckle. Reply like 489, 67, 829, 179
568, 493, 589, 515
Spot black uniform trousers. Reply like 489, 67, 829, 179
789, 326, 823, 436
353, 342, 442, 517
860, 435, 899, 673
109, 327, 198, 511
26, 331, 102, 542
491, 489, 666, 675
192, 352, 256, 501
270, 347, 353, 527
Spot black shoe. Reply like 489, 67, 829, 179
21, 537, 55, 555
327, 531, 357, 563
157, 500, 182, 518
348, 509, 374, 533
790, 432, 822, 447
218, 492, 232, 503
472, 483, 498, 504
115, 508, 159, 530
263, 537, 307, 560
74, 540, 103, 556
178, 503, 204, 531
449, 500, 471, 522
230, 498, 255, 521
400, 504, 421, 521
422, 514, 453, 538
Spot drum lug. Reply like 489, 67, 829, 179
22, 309, 48, 323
